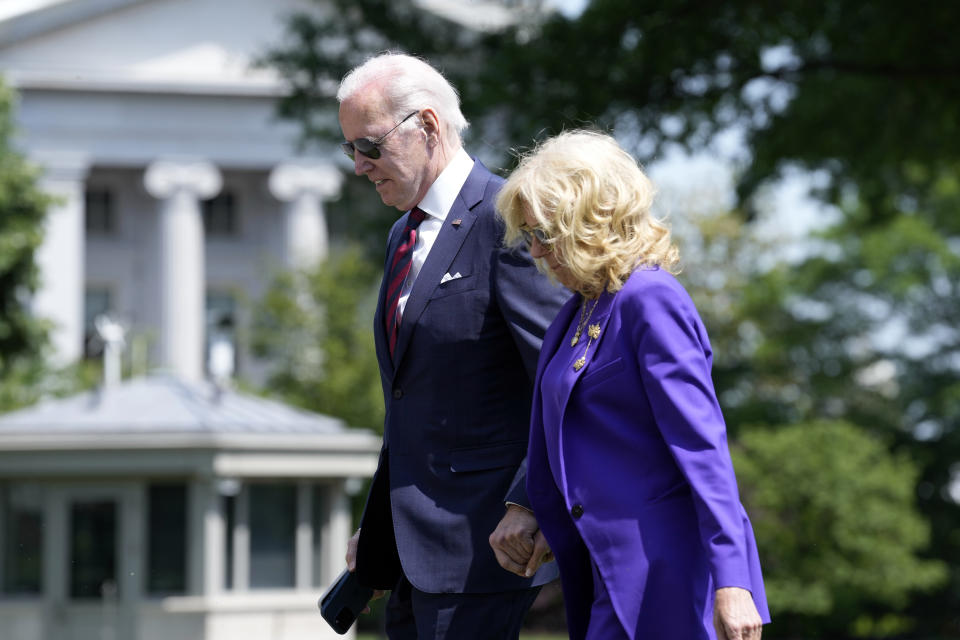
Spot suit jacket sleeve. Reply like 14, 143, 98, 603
492, 241, 569, 380
626, 276, 754, 589
493, 234, 569, 508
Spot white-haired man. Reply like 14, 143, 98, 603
338, 52, 566, 639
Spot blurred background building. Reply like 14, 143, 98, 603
0, 374, 380, 640
0, 0, 344, 382
0, 1, 383, 638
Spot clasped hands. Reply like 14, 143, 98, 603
488, 504, 554, 577
343, 504, 554, 616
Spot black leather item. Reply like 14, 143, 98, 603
319, 569, 375, 634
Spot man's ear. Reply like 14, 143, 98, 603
419, 108, 442, 146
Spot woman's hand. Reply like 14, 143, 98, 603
714, 586, 763, 640
489, 505, 554, 577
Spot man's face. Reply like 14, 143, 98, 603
339, 87, 431, 212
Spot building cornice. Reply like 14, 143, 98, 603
4, 69, 290, 97
0, 0, 153, 48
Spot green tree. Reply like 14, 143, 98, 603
251, 245, 384, 432
733, 421, 946, 638
262, 1, 960, 631
263, 0, 960, 212
740, 189, 960, 634
0, 78, 54, 411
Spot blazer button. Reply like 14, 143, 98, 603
571, 504, 584, 519
392, 388, 403, 399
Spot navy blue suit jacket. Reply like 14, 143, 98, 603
355, 159, 566, 594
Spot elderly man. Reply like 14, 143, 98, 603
337, 53, 566, 639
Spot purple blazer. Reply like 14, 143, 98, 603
526, 267, 770, 639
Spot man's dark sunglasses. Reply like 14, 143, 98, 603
341, 111, 419, 160
519, 224, 553, 250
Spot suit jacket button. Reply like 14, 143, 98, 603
392, 388, 403, 399
571, 504, 584, 519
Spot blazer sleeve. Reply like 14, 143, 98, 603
491, 227, 567, 508
625, 276, 754, 589
492, 241, 569, 380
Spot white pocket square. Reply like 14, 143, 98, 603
440, 272, 462, 284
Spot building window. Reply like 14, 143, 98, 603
203, 192, 238, 237
146, 484, 187, 595
85, 187, 115, 235
84, 288, 112, 359
221, 482, 333, 591
70, 499, 117, 599
249, 484, 296, 589
223, 493, 236, 590
1, 485, 43, 595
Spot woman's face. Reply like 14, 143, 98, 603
522, 208, 577, 291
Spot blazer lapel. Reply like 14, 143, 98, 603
534, 293, 580, 391
559, 288, 616, 392
374, 223, 406, 380
391, 161, 487, 365
550, 288, 617, 491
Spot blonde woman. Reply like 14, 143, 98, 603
493, 130, 770, 639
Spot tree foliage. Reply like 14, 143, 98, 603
733, 420, 946, 638
250, 245, 384, 432
262, 1, 960, 633
263, 0, 960, 214
0, 78, 54, 411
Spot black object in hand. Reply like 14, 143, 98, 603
319, 569, 374, 634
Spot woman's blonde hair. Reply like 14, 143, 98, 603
497, 129, 679, 298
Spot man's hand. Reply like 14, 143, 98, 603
714, 586, 763, 640
489, 505, 554, 578
344, 529, 385, 611
345, 529, 361, 572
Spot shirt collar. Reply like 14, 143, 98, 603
416, 148, 474, 222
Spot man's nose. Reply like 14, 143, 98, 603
354, 154, 373, 176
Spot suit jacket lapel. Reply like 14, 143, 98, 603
391, 161, 487, 365
375, 223, 406, 380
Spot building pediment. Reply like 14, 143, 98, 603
0, 0, 320, 94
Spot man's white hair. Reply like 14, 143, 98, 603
337, 52, 469, 145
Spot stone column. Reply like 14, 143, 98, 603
268, 162, 342, 268
33, 153, 89, 365
324, 481, 351, 589
144, 160, 221, 382
295, 481, 312, 590
188, 479, 226, 596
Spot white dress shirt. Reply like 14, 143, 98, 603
397, 147, 475, 316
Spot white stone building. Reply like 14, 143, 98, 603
0, 0, 344, 379
0, 1, 381, 638
0, 374, 381, 640
0, 1, 551, 638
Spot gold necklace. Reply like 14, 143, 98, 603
570, 297, 600, 347
573, 320, 601, 372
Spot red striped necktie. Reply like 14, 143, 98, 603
385, 207, 427, 358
